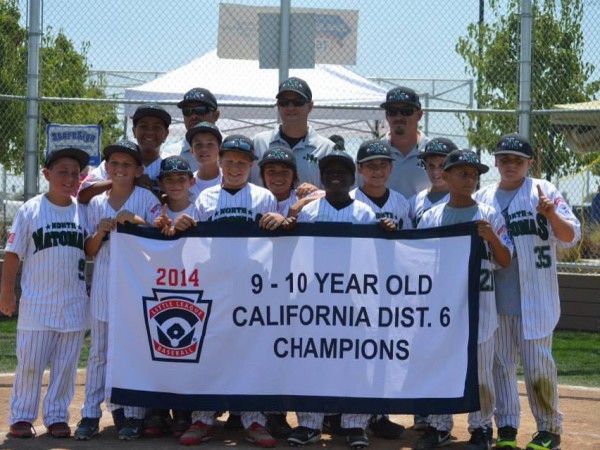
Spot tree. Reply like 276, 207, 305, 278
456, 0, 600, 179
0, 0, 120, 173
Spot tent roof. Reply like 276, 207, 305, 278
123, 49, 388, 124
549, 100, 600, 154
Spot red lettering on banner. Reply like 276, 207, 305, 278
148, 300, 205, 319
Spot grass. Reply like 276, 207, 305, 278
0, 317, 598, 387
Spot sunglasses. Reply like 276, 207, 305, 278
385, 107, 416, 117
221, 138, 253, 153
162, 159, 190, 172
277, 98, 308, 107
182, 106, 215, 117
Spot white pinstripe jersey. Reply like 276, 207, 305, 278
297, 197, 377, 224
474, 178, 581, 339
418, 201, 513, 343
165, 203, 200, 221
5, 194, 88, 331
276, 190, 298, 217
350, 187, 412, 229
188, 172, 222, 202
85, 187, 162, 321
409, 189, 450, 227
195, 183, 278, 222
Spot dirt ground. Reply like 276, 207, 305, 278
0, 370, 598, 449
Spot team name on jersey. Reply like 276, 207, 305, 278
32, 222, 85, 253
506, 210, 549, 240
209, 207, 263, 222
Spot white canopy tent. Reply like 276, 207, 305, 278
549, 100, 600, 154
123, 49, 389, 138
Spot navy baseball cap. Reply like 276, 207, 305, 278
132, 104, 171, 127
103, 140, 142, 165
45, 147, 90, 170
495, 133, 533, 158
276, 77, 312, 101
356, 140, 395, 163
319, 150, 356, 174
185, 121, 223, 145
380, 86, 421, 109
258, 146, 297, 169
177, 87, 218, 109
158, 155, 193, 179
443, 149, 489, 174
219, 134, 257, 160
418, 137, 459, 160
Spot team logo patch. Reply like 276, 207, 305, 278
7, 232, 15, 244
143, 289, 212, 363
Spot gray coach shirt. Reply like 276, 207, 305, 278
383, 131, 430, 198
251, 125, 335, 187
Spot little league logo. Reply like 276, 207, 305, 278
142, 289, 212, 363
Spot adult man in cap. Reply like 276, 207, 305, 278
162, 87, 220, 172
380, 86, 430, 199
252, 76, 335, 197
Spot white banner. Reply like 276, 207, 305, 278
108, 223, 481, 414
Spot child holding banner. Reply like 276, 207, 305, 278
178, 134, 283, 447
74, 140, 161, 441
474, 134, 580, 450
77, 104, 170, 203
416, 150, 512, 450
0, 147, 90, 439
284, 150, 379, 450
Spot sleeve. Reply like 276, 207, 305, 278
4, 204, 30, 258
488, 206, 514, 268
143, 192, 163, 223
544, 181, 581, 247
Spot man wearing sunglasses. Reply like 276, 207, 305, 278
380, 86, 430, 199
252, 77, 335, 198
162, 87, 221, 172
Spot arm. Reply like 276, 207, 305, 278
476, 220, 511, 268
287, 192, 323, 218
0, 252, 20, 316
116, 210, 150, 226
84, 218, 116, 257
77, 180, 112, 204
536, 185, 575, 243
259, 212, 285, 230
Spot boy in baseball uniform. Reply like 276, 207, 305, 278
77, 104, 170, 203
185, 121, 223, 200
0, 147, 90, 439
474, 134, 580, 450
409, 137, 457, 228
285, 150, 377, 450
177, 134, 282, 448
416, 150, 512, 450
74, 140, 161, 441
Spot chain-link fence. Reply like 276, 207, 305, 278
1, 0, 599, 271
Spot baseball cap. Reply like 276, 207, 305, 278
219, 134, 257, 160
418, 137, 459, 160
356, 140, 395, 164
319, 150, 356, 174
103, 140, 142, 165
329, 134, 346, 151
177, 87, 218, 109
158, 155, 193, 179
185, 121, 223, 145
495, 133, 533, 158
380, 86, 421, 109
44, 147, 90, 170
132, 104, 171, 127
258, 146, 297, 169
443, 149, 489, 174
276, 77, 312, 101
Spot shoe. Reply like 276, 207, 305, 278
224, 413, 244, 429
496, 426, 518, 449
525, 431, 561, 450
173, 419, 192, 438
245, 422, 276, 448
323, 413, 345, 435
414, 414, 429, 431
265, 412, 293, 438
143, 410, 173, 437
74, 417, 100, 440
9, 421, 35, 438
466, 427, 492, 450
345, 428, 369, 449
112, 407, 126, 431
288, 426, 322, 446
47, 422, 71, 438
179, 421, 212, 445
368, 415, 405, 439
117, 417, 144, 440
414, 426, 452, 449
